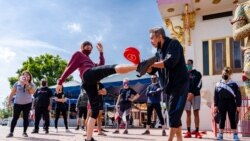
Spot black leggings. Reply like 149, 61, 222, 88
82, 65, 117, 119
147, 103, 165, 126
218, 99, 237, 129
54, 107, 68, 129
10, 103, 32, 133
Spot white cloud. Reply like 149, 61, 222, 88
93, 34, 103, 42
0, 38, 70, 54
0, 47, 16, 63
66, 23, 82, 33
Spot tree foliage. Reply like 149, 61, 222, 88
0, 97, 12, 119
8, 53, 73, 87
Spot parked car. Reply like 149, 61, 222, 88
2, 118, 9, 126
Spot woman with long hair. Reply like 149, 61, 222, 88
6, 70, 36, 138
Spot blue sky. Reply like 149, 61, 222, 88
0, 0, 166, 107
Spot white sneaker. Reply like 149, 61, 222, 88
66, 129, 71, 133
55, 128, 58, 133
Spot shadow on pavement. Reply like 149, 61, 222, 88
14, 137, 60, 141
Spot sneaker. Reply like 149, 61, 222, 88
195, 132, 202, 139
217, 133, 223, 140
162, 130, 166, 136
75, 126, 79, 130
142, 130, 150, 135
31, 129, 39, 134
85, 138, 97, 141
113, 130, 119, 134
98, 132, 107, 136
101, 128, 108, 132
66, 129, 71, 133
6, 133, 13, 138
136, 56, 157, 77
191, 130, 196, 134
184, 132, 192, 138
233, 133, 240, 141
23, 132, 28, 137
45, 130, 49, 134
55, 128, 58, 133
123, 130, 128, 134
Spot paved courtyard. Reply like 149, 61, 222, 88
0, 126, 250, 141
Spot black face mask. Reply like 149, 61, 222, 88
151, 78, 157, 83
41, 81, 47, 87
222, 75, 229, 80
157, 41, 161, 49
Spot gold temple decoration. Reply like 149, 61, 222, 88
164, 4, 195, 47
164, 18, 185, 44
167, 8, 175, 12
182, 4, 196, 46
212, 0, 221, 4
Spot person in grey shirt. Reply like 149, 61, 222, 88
75, 89, 89, 130
7, 71, 36, 138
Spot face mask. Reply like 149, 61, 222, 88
41, 81, 47, 87
123, 81, 129, 88
20, 76, 27, 82
222, 75, 229, 80
82, 49, 91, 56
186, 65, 193, 71
157, 41, 161, 49
151, 78, 157, 83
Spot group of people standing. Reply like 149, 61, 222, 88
5, 26, 243, 141
6, 74, 70, 137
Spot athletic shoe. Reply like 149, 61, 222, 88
31, 129, 39, 134
217, 133, 223, 140
141, 130, 150, 135
85, 137, 96, 141
66, 129, 71, 133
136, 56, 157, 77
123, 130, 128, 134
195, 132, 202, 139
233, 133, 240, 141
98, 132, 107, 136
162, 130, 167, 136
23, 132, 28, 137
75, 126, 79, 130
184, 132, 192, 138
113, 130, 119, 134
55, 128, 58, 133
6, 133, 13, 138
101, 128, 108, 132
191, 130, 196, 134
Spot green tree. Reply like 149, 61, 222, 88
8, 53, 73, 87
0, 97, 12, 119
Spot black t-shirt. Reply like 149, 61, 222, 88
119, 88, 137, 105
33, 87, 53, 108
55, 92, 67, 108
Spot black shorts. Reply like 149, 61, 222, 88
78, 107, 88, 119
120, 103, 131, 113
168, 81, 188, 128
82, 65, 116, 115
